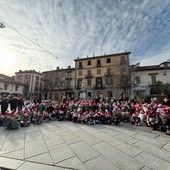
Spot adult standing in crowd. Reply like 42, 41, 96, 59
0, 96, 9, 114
9, 96, 18, 111
18, 95, 24, 111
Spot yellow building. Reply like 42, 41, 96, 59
74, 52, 131, 99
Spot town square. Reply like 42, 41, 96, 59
0, 0, 170, 169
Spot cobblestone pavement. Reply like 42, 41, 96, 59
0, 121, 170, 170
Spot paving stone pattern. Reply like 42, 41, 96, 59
0, 121, 170, 170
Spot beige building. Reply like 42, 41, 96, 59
15, 70, 43, 99
74, 52, 131, 99
131, 60, 170, 98
0, 74, 25, 100
42, 66, 75, 100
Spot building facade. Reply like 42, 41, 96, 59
74, 52, 131, 99
0, 74, 25, 100
15, 70, 43, 99
131, 60, 170, 98
42, 66, 75, 100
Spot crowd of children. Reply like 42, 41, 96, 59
0, 96, 170, 135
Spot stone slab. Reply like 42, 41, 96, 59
49, 143, 75, 164
27, 152, 54, 165
25, 139, 48, 158
152, 149, 170, 163
56, 156, 88, 170
135, 152, 170, 170
163, 143, 170, 151
58, 131, 82, 144
115, 133, 139, 145
0, 156, 24, 169
69, 141, 100, 162
25, 131, 43, 142
42, 133, 64, 147
1, 149, 24, 160
74, 130, 102, 145
93, 142, 144, 170
17, 162, 64, 170
133, 134, 166, 148
84, 155, 119, 170
132, 141, 161, 154
132, 129, 159, 138
1, 137, 24, 154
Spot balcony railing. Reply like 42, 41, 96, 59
96, 63, 102, 67
78, 65, 83, 69
64, 85, 73, 90
76, 85, 81, 90
93, 84, 105, 89
85, 74, 94, 78
104, 73, 114, 77
65, 76, 72, 80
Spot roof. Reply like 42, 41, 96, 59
132, 62, 170, 72
0, 74, 24, 85
43, 67, 75, 74
15, 70, 43, 76
74, 52, 131, 61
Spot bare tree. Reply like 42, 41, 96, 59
43, 72, 62, 100
112, 64, 132, 97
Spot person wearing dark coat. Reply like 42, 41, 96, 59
18, 96, 24, 111
0, 97, 9, 114
10, 97, 18, 111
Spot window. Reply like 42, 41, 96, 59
88, 92, 91, 98
135, 76, 140, 84
96, 78, 102, 88
36, 76, 39, 80
35, 82, 39, 86
15, 85, 18, 91
107, 58, 111, 63
67, 81, 71, 87
26, 75, 30, 79
77, 79, 82, 89
121, 75, 128, 86
4, 84, 8, 90
97, 59, 101, 64
120, 56, 126, 64
151, 75, 156, 85
17, 75, 22, 80
87, 79, 91, 86
79, 71, 82, 76
87, 70, 91, 76
97, 69, 101, 75
87, 61, 91, 66
60, 81, 65, 88
79, 62, 83, 68
106, 78, 113, 85
107, 68, 112, 75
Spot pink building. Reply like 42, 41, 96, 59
15, 70, 43, 99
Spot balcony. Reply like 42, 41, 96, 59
65, 76, 72, 80
96, 63, 102, 67
78, 65, 83, 69
64, 85, 73, 90
104, 73, 114, 77
85, 74, 94, 78
93, 84, 105, 89
76, 85, 81, 90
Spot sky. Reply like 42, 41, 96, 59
0, 0, 170, 76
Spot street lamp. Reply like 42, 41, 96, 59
0, 22, 6, 28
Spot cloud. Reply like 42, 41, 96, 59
0, 0, 170, 75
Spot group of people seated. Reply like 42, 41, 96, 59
0, 96, 170, 135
